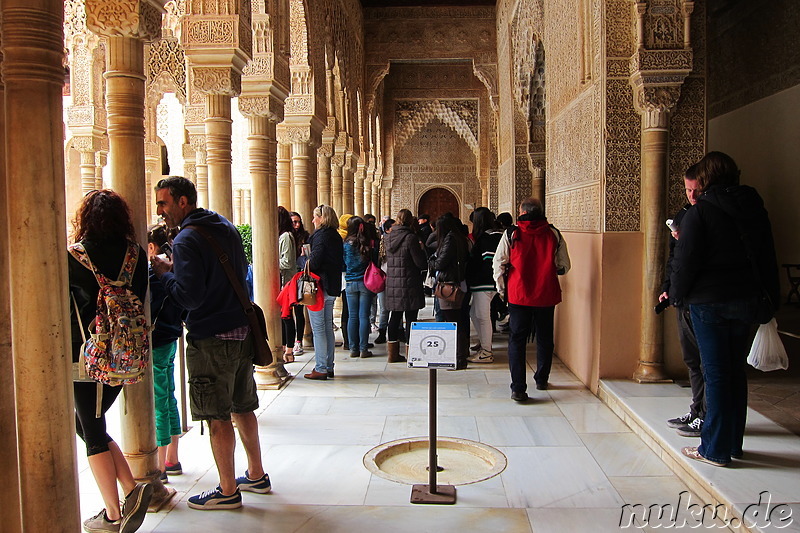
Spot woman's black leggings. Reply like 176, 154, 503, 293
74, 381, 123, 456
282, 315, 296, 346
388, 309, 419, 342
294, 305, 306, 342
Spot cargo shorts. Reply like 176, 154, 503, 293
186, 332, 259, 421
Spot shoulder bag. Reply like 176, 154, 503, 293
184, 225, 273, 367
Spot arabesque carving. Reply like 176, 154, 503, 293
85, 0, 164, 41
192, 67, 241, 96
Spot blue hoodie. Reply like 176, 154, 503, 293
160, 208, 249, 340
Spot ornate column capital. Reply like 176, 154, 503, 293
181, 1, 253, 97
238, 95, 284, 123
629, 49, 693, 129
85, 0, 165, 41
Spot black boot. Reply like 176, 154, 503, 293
374, 329, 386, 344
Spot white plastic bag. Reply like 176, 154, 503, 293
747, 319, 789, 372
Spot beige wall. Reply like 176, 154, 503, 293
555, 232, 647, 391
709, 83, 800, 299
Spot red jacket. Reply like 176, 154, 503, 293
277, 271, 324, 318
506, 218, 562, 307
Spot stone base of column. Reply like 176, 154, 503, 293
149, 485, 177, 512
632, 361, 672, 383
255, 351, 291, 390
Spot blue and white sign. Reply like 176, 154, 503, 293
407, 322, 457, 369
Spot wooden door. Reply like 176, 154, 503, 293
417, 188, 460, 223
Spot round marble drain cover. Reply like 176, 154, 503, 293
363, 437, 507, 485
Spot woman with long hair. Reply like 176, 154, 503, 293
383, 209, 428, 363
69, 190, 152, 532
433, 213, 471, 369
304, 205, 344, 380
343, 216, 378, 358
278, 206, 298, 361
466, 208, 502, 363
671, 151, 780, 466
290, 211, 308, 355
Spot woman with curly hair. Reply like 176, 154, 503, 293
69, 190, 153, 533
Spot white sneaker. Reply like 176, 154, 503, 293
467, 349, 494, 363
292, 341, 304, 355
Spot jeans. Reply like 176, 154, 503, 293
309, 294, 338, 373
470, 290, 497, 352
377, 291, 389, 331
507, 304, 555, 393
690, 299, 755, 464
153, 341, 181, 446
346, 280, 376, 352
676, 305, 704, 419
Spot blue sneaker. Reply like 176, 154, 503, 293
235, 471, 272, 494
187, 486, 242, 510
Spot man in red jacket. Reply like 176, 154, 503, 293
492, 198, 571, 402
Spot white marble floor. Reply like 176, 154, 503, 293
74, 306, 729, 533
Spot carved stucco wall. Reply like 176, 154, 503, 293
391, 101, 481, 217
384, 62, 488, 218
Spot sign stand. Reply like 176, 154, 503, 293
408, 322, 457, 505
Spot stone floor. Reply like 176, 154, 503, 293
74, 299, 800, 532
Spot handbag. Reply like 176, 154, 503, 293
364, 261, 386, 293
296, 262, 319, 305
434, 281, 465, 306
185, 225, 273, 367
747, 318, 789, 371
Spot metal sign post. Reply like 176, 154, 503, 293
408, 322, 457, 505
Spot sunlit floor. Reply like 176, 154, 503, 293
75, 299, 800, 533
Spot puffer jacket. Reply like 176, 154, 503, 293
384, 225, 427, 311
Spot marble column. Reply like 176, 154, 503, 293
245, 114, 288, 386
633, 109, 671, 383
354, 163, 365, 216
2, 1, 80, 529
95, 150, 107, 189
0, 30, 23, 533
364, 178, 372, 216
317, 148, 332, 207
331, 155, 344, 215
342, 165, 355, 215
276, 142, 292, 208
205, 94, 234, 219
630, 59, 690, 383
372, 181, 381, 219
91, 16, 172, 503
291, 141, 316, 223
80, 149, 98, 193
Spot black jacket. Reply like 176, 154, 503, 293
671, 184, 779, 308
466, 230, 503, 291
660, 204, 691, 295
384, 225, 427, 311
308, 226, 344, 297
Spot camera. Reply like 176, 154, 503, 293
654, 299, 670, 314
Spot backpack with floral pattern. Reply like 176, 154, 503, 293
68, 241, 149, 386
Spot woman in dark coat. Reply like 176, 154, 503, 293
432, 214, 471, 369
384, 209, 427, 362
671, 151, 779, 467
304, 204, 344, 380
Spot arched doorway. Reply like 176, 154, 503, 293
417, 187, 460, 223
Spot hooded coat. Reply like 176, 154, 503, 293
670, 184, 779, 308
160, 208, 249, 340
384, 225, 427, 311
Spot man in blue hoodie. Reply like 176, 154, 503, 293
151, 177, 270, 510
